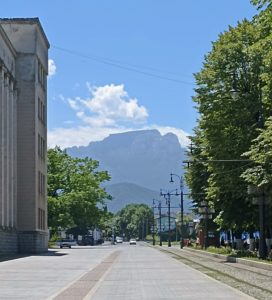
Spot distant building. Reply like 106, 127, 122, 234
155, 214, 176, 232
0, 18, 49, 253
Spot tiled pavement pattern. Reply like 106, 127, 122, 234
0, 243, 255, 300
87, 244, 254, 300
53, 251, 120, 300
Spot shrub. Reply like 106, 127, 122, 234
206, 246, 232, 255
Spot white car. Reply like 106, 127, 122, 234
129, 238, 136, 245
116, 237, 123, 243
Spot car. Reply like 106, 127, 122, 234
56, 239, 77, 248
81, 235, 94, 246
129, 238, 136, 245
116, 237, 123, 243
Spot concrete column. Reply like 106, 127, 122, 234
0, 66, 3, 227
9, 79, 14, 227
13, 82, 17, 228
2, 70, 8, 227
4, 72, 9, 227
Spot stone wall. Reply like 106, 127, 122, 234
0, 228, 18, 253
18, 231, 48, 254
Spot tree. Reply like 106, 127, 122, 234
241, 118, 272, 188
47, 147, 111, 236
185, 1, 272, 234
114, 204, 153, 240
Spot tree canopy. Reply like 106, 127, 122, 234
113, 203, 153, 240
185, 1, 272, 234
48, 147, 112, 236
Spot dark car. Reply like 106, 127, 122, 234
82, 235, 94, 246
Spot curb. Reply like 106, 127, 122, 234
181, 247, 272, 271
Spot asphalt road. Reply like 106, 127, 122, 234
0, 242, 255, 299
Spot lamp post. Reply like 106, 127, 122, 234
160, 189, 176, 247
153, 199, 162, 246
170, 173, 184, 249
254, 93, 267, 259
152, 200, 156, 246
111, 222, 115, 245
248, 185, 267, 259
166, 193, 171, 247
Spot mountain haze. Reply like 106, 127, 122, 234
67, 130, 187, 212
105, 182, 160, 212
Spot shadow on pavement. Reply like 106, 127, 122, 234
0, 250, 68, 262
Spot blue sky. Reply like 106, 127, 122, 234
2, 1, 257, 148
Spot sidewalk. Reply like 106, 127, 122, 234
0, 244, 255, 300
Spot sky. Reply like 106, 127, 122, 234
2, 1, 258, 148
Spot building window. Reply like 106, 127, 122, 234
38, 171, 46, 197
38, 134, 45, 161
38, 60, 47, 90
38, 208, 46, 230
38, 97, 46, 124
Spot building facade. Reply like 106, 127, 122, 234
0, 18, 49, 253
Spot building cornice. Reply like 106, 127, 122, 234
0, 24, 16, 57
0, 18, 50, 49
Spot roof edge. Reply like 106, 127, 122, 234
0, 24, 17, 57
0, 18, 50, 49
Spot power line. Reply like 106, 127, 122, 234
51, 45, 195, 85
184, 159, 254, 175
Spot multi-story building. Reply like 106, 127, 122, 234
0, 18, 49, 253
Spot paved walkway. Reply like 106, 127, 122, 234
0, 243, 254, 299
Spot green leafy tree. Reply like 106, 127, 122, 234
241, 118, 272, 188
114, 204, 153, 240
47, 147, 111, 236
186, 6, 272, 234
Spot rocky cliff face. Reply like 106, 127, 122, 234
67, 129, 185, 192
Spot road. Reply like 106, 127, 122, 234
0, 242, 254, 300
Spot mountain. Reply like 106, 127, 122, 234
105, 182, 193, 213
67, 129, 185, 190
66, 129, 189, 212
105, 182, 160, 212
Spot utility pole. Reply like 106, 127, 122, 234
158, 201, 162, 246
152, 200, 155, 246
170, 173, 184, 249
152, 199, 162, 246
167, 194, 171, 247
160, 189, 177, 247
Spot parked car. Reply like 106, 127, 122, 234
56, 239, 77, 248
129, 238, 136, 245
81, 235, 94, 246
116, 237, 123, 243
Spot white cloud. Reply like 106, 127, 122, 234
48, 59, 56, 77
48, 83, 191, 149
48, 126, 130, 149
48, 125, 190, 149
150, 125, 190, 147
68, 84, 148, 127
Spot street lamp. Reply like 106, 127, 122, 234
170, 173, 184, 249
153, 199, 162, 246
